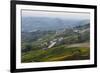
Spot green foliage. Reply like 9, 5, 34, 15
21, 44, 90, 62
21, 43, 32, 52
21, 23, 90, 63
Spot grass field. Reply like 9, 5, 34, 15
21, 42, 90, 63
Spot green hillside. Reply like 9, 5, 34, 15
21, 24, 90, 63
21, 42, 90, 62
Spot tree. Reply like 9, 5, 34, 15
22, 44, 32, 52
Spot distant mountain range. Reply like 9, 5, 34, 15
22, 16, 90, 32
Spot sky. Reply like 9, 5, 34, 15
21, 10, 90, 20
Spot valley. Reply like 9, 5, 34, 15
21, 22, 90, 63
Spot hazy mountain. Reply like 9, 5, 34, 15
22, 16, 90, 32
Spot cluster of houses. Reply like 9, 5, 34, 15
42, 37, 64, 50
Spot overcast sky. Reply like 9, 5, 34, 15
22, 10, 90, 20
